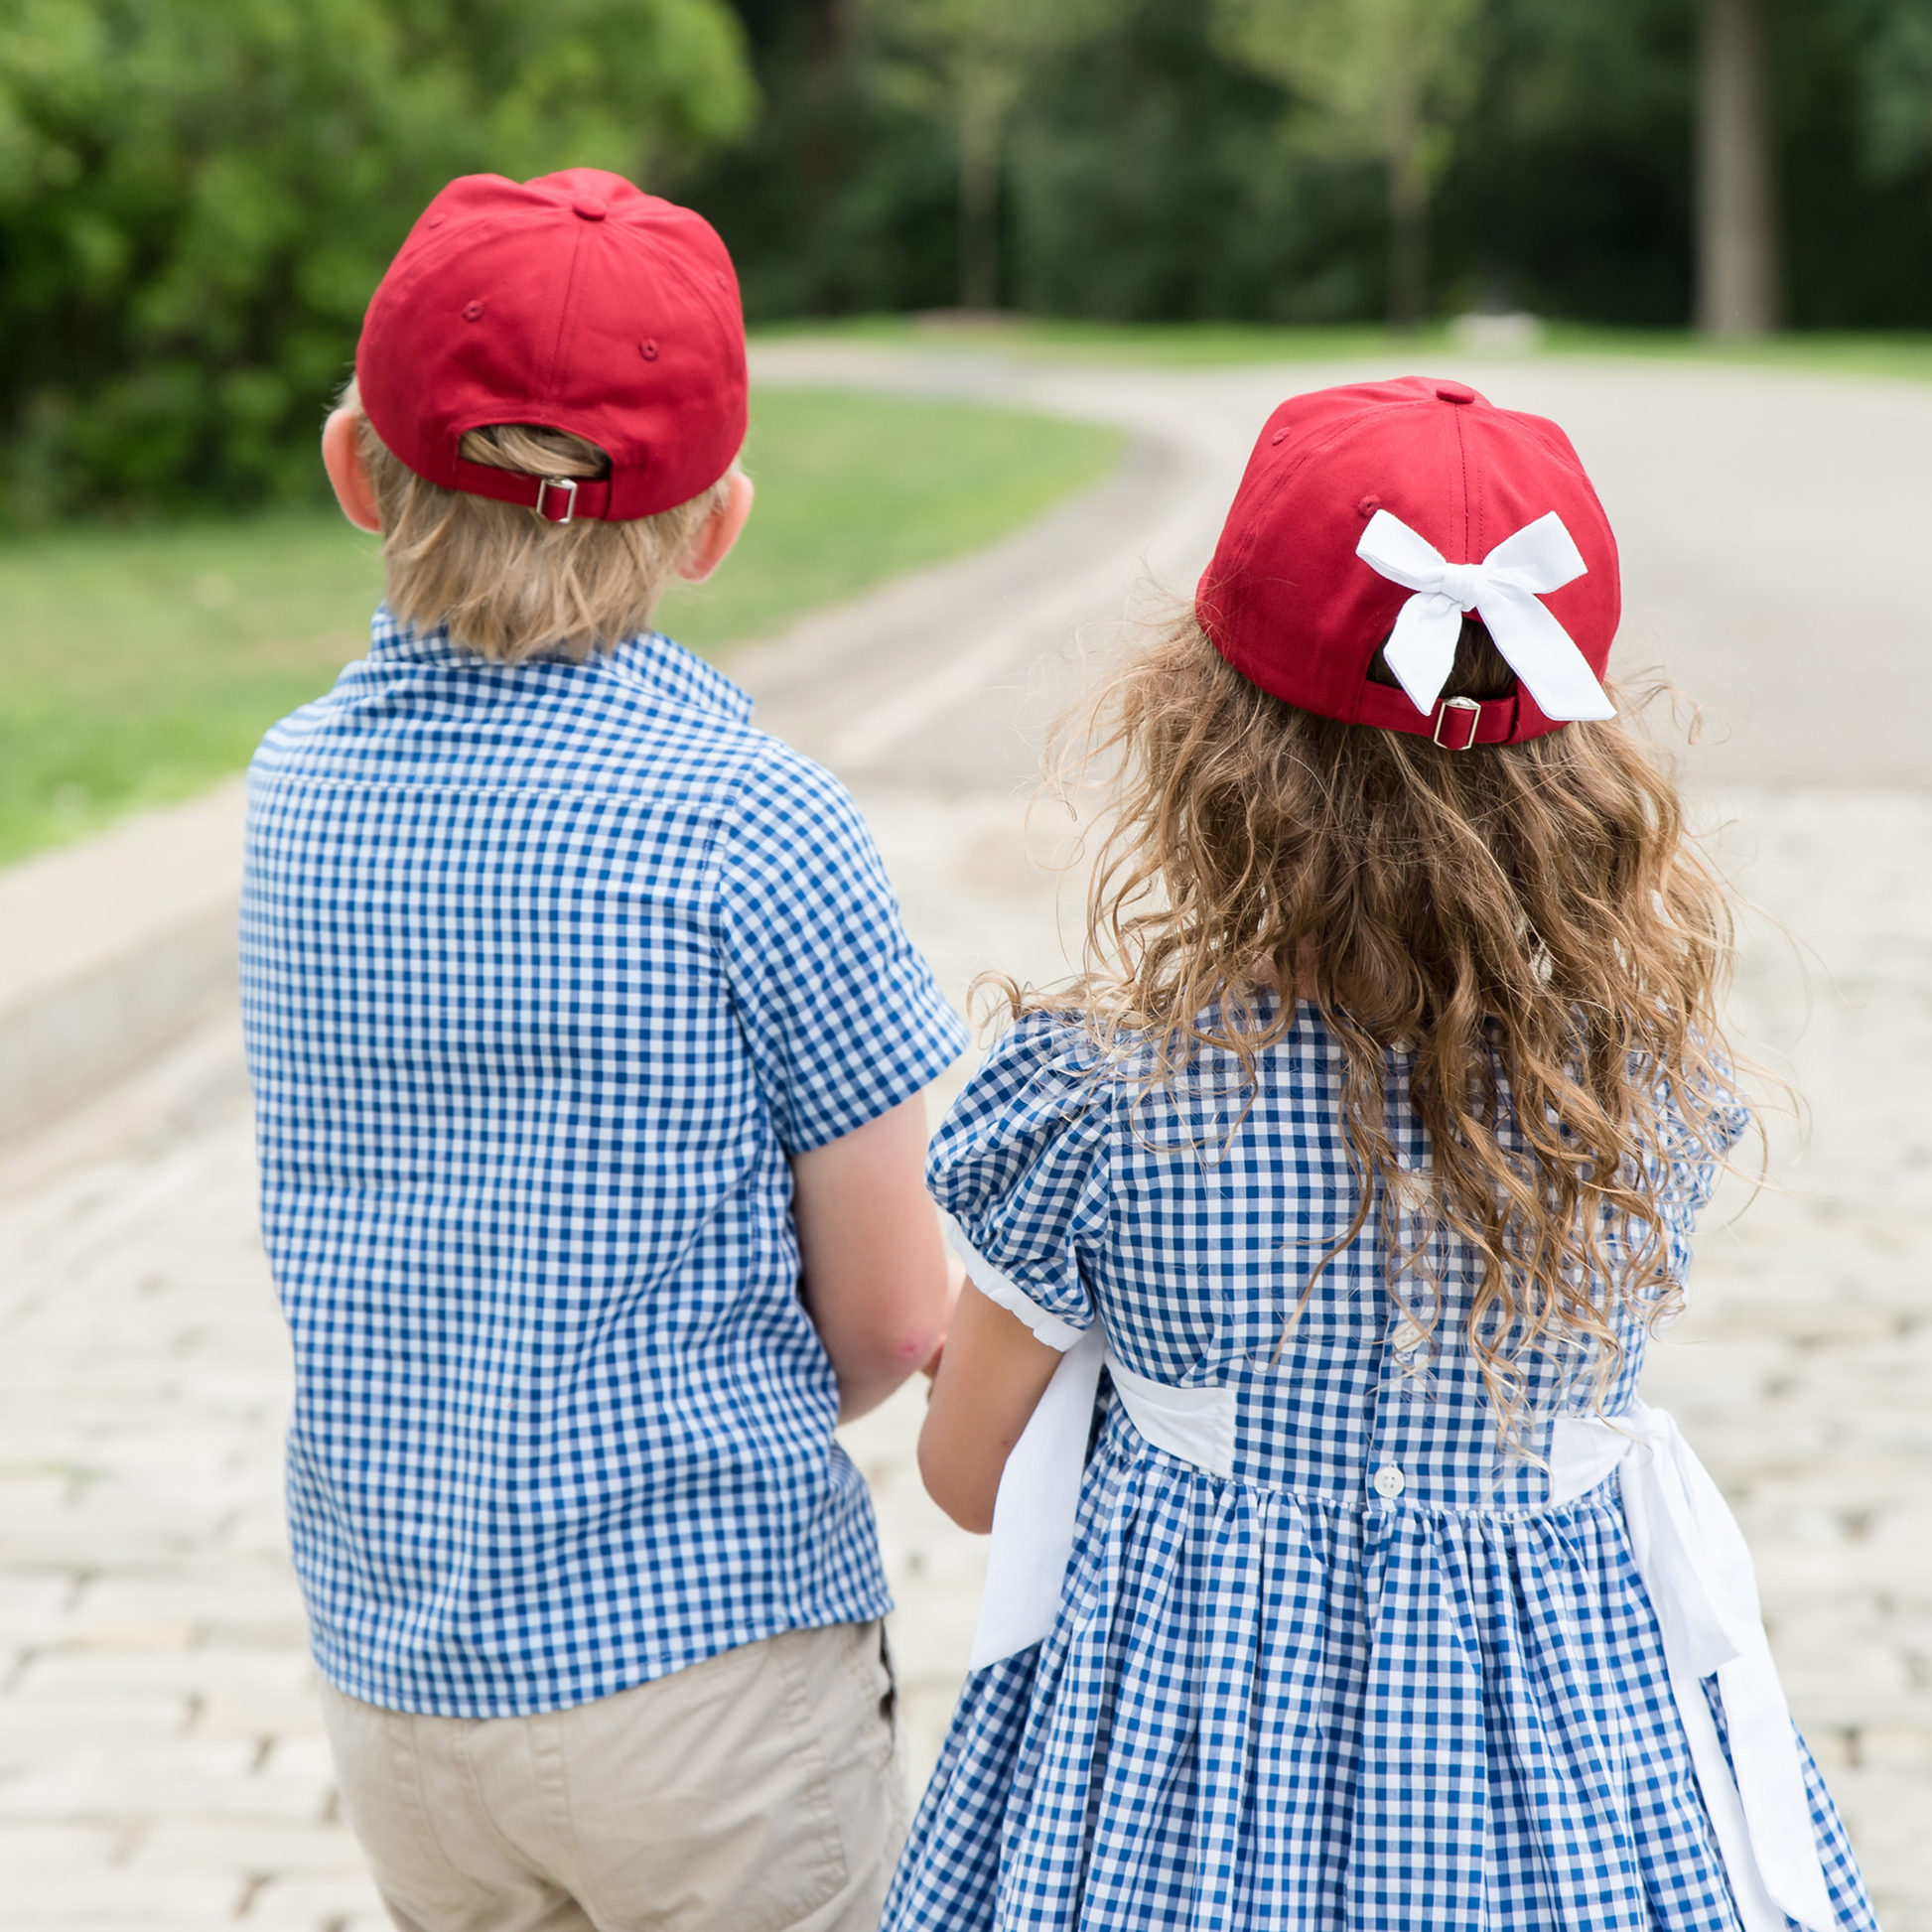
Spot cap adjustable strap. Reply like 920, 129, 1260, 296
516, 471, 615, 523
1356, 679, 1523, 746
447, 454, 617, 522
535, 478, 579, 524
1433, 697, 1482, 750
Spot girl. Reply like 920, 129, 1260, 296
886, 378, 1876, 1932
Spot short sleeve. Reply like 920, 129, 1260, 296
1642, 1049, 1753, 1289
926, 1012, 1113, 1352
715, 746, 966, 1153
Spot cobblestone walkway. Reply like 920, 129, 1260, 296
3, 352, 1929, 1928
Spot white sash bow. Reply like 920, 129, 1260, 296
1355, 507, 1614, 723
972, 1325, 1835, 1932
1552, 1408, 1838, 1932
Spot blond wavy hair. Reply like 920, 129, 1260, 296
1013, 609, 1742, 1438
339, 375, 734, 662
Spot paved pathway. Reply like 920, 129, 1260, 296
2, 349, 1930, 1928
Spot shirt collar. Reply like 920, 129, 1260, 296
365, 606, 754, 726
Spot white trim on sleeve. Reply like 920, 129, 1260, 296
943, 1216, 1086, 1353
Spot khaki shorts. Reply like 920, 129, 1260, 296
320, 1620, 909, 1932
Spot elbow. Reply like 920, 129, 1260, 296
885, 1319, 945, 1378
821, 1321, 945, 1425
933, 1487, 996, 1537
917, 1430, 996, 1535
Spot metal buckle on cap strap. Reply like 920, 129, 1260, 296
535, 477, 579, 525
1433, 696, 1482, 750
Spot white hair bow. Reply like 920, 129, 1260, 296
1355, 508, 1614, 723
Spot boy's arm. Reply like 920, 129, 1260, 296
791, 1094, 958, 1423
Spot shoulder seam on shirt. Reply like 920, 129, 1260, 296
699, 735, 790, 954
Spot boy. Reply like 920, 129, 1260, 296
240, 169, 967, 1932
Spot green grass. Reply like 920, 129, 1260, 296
0, 513, 386, 865
1537, 324, 1932, 385
0, 388, 1122, 866
757, 314, 1932, 383
654, 385, 1121, 650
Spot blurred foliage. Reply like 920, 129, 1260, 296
1003, 1, 1383, 322
689, 0, 1932, 329
693, 0, 1387, 321
858, 0, 1126, 306
5, 0, 1932, 522
1212, 0, 1483, 176
1212, 0, 1486, 323
0, 0, 754, 522
1432, 0, 1700, 323
669, 0, 956, 318
796, 312, 1932, 378
1860, 0, 1932, 175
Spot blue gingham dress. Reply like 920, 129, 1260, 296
885, 1006, 1877, 1932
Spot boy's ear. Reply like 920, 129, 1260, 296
678, 471, 755, 584
323, 406, 382, 533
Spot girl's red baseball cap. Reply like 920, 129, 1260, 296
355, 168, 747, 522
1196, 377, 1621, 746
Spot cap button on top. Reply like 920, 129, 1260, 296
1436, 381, 1476, 404
573, 197, 608, 221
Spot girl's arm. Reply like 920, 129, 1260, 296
791, 1095, 954, 1423
918, 1280, 1063, 1533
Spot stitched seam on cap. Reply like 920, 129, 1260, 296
656, 243, 748, 488
1228, 400, 1427, 577
1453, 404, 1474, 560
657, 220, 742, 351
541, 216, 590, 413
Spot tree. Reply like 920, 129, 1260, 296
1695, 0, 1779, 335
861, 0, 1121, 310
1439, 0, 1696, 325
0, 0, 756, 520
1001, 0, 1385, 323
1213, 0, 1484, 327
1855, 0, 1932, 174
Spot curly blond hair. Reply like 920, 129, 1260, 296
339, 376, 734, 662
1010, 609, 1742, 1440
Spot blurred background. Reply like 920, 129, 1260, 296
4, 0, 1931, 527
8, 0, 1932, 863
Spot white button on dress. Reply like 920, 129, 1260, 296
1373, 1464, 1406, 1498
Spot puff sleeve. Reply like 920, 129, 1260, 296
925, 1012, 1114, 1352
1650, 1053, 1753, 1289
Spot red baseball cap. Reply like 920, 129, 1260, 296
1196, 378, 1621, 747
355, 169, 747, 523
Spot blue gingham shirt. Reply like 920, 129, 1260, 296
240, 610, 966, 1717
